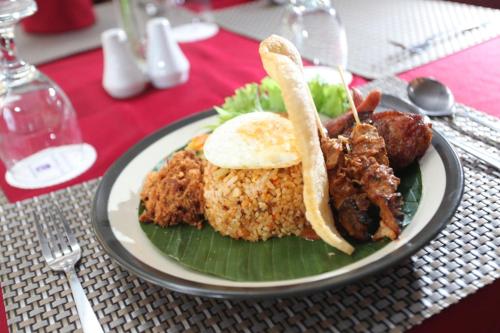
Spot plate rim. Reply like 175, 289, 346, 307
91, 108, 464, 299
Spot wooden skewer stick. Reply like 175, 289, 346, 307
314, 103, 328, 140
337, 65, 361, 125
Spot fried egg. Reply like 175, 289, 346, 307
203, 112, 300, 169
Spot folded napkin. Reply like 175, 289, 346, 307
22, 0, 95, 34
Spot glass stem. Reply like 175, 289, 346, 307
0, 24, 35, 85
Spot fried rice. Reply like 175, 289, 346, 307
203, 161, 309, 241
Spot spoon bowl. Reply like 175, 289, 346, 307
407, 77, 455, 116
407, 77, 499, 132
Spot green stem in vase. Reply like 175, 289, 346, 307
115, 0, 144, 61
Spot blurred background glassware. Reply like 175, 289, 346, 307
280, 0, 348, 68
113, 0, 218, 57
165, 0, 219, 43
113, 0, 146, 62
0, 0, 96, 189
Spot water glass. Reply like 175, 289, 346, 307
280, 0, 348, 68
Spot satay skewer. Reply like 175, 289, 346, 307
337, 65, 361, 125
314, 105, 328, 140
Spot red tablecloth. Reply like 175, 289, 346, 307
1, 21, 499, 333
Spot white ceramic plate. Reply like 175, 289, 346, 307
92, 97, 463, 298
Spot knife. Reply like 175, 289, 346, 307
447, 137, 500, 171
388, 21, 491, 54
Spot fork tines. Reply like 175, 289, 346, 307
34, 204, 81, 263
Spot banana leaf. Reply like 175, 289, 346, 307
140, 162, 421, 281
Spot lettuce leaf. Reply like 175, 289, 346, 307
214, 77, 349, 126
259, 77, 286, 112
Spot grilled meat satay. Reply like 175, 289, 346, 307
322, 90, 430, 241
330, 171, 374, 241
325, 96, 432, 170
350, 123, 389, 165
347, 155, 401, 240
336, 195, 374, 241
321, 137, 373, 241
347, 123, 402, 240
322, 121, 402, 240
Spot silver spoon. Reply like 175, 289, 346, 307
407, 77, 500, 132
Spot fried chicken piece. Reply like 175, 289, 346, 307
140, 150, 205, 228
371, 110, 432, 169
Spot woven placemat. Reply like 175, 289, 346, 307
213, 0, 500, 78
1, 77, 499, 332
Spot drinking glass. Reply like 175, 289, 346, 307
114, 0, 218, 52
280, 0, 348, 68
167, 0, 219, 43
0, 0, 96, 189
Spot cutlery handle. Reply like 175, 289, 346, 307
66, 269, 104, 333
448, 138, 500, 171
455, 110, 500, 132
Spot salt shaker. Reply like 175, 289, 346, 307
146, 18, 190, 89
101, 28, 147, 99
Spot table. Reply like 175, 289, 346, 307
1, 2, 499, 332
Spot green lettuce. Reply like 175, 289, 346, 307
214, 77, 350, 126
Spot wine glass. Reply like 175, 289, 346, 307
0, 0, 96, 189
167, 0, 219, 43
113, 0, 218, 64
280, 0, 351, 84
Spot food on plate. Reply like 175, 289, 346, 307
322, 123, 402, 241
139, 34, 433, 256
324, 90, 381, 136
326, 106, 433, 169
203, 112, 314, 241
204, 162, 309, 241
140, 150, 205, 228
203, 112, 300, 169
370, 111, 433, 169
259, 35, 354, 254
213, 73, 350, 127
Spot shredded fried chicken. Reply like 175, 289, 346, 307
140, 150, 205, 228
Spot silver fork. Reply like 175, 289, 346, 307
34, 205, 104, 333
